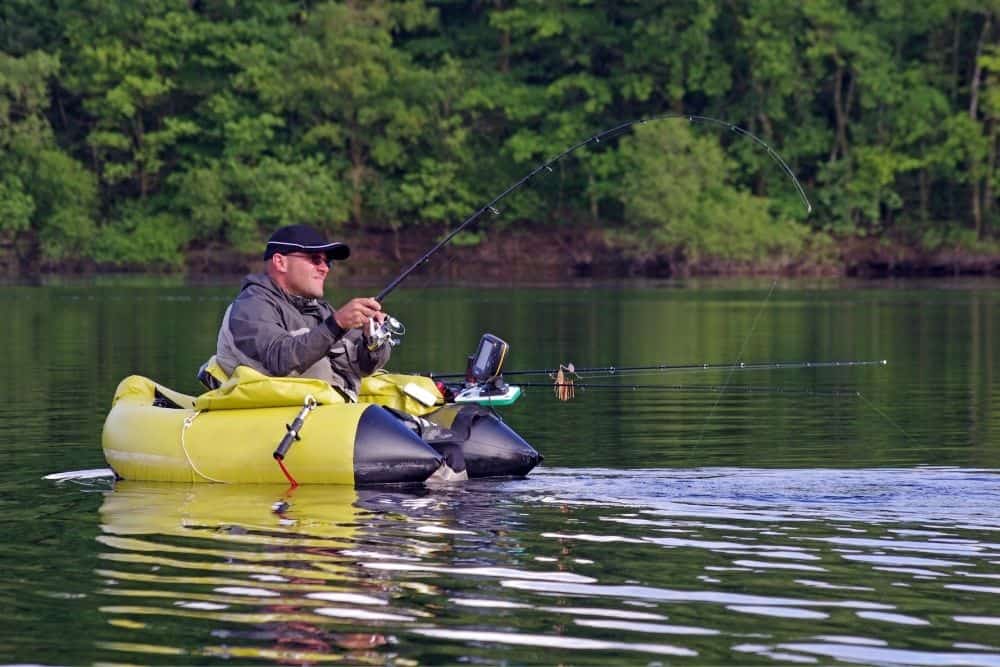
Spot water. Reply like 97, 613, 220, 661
1, 279, 998, 664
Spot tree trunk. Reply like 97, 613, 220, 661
952, 14, 961, 105
349, 123, 364, 225
756, 110, 773, 140
557, 160, 564, 222
968, 12, 992, 238
136, 115, 146, 198
919, 166, 929, 224
844, 70, 856, 145
972, 180, 982, 240
754, 83, 774, 198
495, 0, 510, 73
829, 64, 852, 161
985, 121, 997, 233
589, 172, 598, 223
968, 13, 991, 120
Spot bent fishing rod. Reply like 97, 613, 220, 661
374, 113, 812, 303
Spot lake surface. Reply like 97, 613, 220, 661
1, 278, 998, 665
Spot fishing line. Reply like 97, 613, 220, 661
697, 279, 778, 444
855, 390, 912, 439
376, 114, 811, 302
530, 381, 908, 441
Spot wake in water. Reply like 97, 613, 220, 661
521, 466, 1000, 527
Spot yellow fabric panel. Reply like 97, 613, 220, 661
193, 365, 343, 411
112, 375, 168, 405
103, 374, 361, 485
110, 374, 196, 410
358, 371, 443, 416
182, 403, 362, 484
103, 396, 203, 483
424, 403, 462, 429
201, 355, 228, 384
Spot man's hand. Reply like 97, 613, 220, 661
334, 297, 384, 329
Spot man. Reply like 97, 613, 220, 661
215, 224, 391, 401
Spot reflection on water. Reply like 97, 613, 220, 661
97, 484, 394, 663
89, 468, 1000, 665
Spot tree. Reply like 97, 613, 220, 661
617, 121, 807, 264
0, 50, 97, 262
235, 2, 439, 226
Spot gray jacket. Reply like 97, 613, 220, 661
215, 273, 390, 400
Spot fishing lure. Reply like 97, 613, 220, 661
553, 363, 577, 402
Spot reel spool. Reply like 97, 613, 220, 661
367, 316, 406, 351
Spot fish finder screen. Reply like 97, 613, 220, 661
471, 334, 508, 381
474, 343, 492, 370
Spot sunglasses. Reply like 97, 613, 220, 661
282, 252, 332, 268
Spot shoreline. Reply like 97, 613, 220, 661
3, 227, 998, 280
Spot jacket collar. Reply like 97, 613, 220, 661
241, 272, 327, 316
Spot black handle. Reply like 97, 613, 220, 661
272, 405, 312, 460
273, 428, 299, 460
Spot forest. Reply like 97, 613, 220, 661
0, 0, 997, 275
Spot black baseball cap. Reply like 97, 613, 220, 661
264, 224, 351, 261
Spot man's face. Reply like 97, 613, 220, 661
274, 252, 330, 298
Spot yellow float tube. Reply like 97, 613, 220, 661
102, 367, 444, 485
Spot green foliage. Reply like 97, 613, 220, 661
29, 147, 99, 259
0, 51, 98, 259
92, 205, 188, 268
0, 175, 34, 234
618, 123, 807, 261
172, 157, 350, 252
0, 0, 996, 271
918, 223, 1000, 256
448, 230, 485, 247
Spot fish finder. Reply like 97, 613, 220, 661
466, 333, 509, 384
454, 333, 521, 406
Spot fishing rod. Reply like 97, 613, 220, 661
425, 359, 888, 381
374, 113, 812, 303
518, 381, 868, 399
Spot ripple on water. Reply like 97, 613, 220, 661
29, 466, 1000, 665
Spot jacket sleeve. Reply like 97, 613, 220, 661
357, 329, 392, 375
228, 289, 345, 376
328, 328, 391, 381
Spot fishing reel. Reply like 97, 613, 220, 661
366, 315, 405, 351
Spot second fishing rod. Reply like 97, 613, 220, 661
424, 359, 889, 381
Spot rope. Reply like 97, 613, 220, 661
180, 411, 226, 483
276, 457, 298, 488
